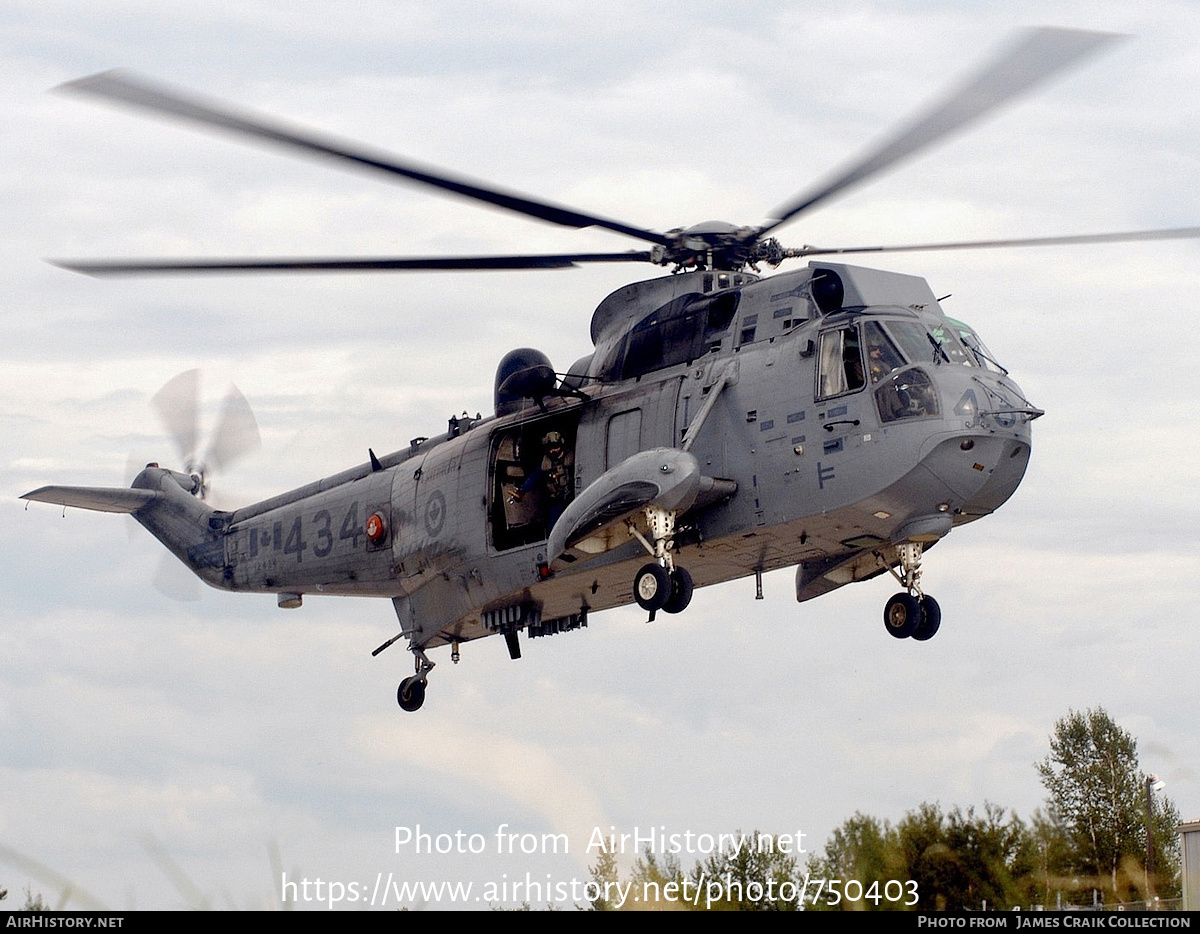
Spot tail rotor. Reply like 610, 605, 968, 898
149, 369, 260, 502
141, 370, 260, 601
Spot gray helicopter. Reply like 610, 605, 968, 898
24, 29, 1200, 711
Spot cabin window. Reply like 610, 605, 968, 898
606, 409, 642, 469
816, 326, 865, 399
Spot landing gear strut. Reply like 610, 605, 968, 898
397, 646, 435, 712
628, 506, 693, 618
883, 543, 941, 641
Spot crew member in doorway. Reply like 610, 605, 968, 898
511, 430, 574, 532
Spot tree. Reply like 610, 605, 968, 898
806, 811, 902, 907
1036, 706, 1180, 904
688, 831, 800, 910
806, 812, 903, 910
588, 834, 800, 911
808, 804, 1037, 911
936, 804, 1038, 910
587, 848, 620, 911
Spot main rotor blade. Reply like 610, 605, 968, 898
793, 226, 1200, 257
51, 251, 654, 276
761, 28, 1124, 236
58, 71, 670, 247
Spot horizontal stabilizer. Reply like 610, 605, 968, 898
22, 485, 159, 514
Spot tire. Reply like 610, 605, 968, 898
662, 567, 694, 614
912, 595, 942, 641
397, 676, 426, 712
634, 563, 671, 612
883, 592, 922, 639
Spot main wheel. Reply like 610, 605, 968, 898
883, 592, 922, 639
397, 676, 426, 712
662, 567, 694, 614
634, 563, 671, 612
912, 595, 942, 641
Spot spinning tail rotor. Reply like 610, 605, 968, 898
150, 369, 260, 502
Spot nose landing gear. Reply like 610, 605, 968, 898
882, 543, 942, 641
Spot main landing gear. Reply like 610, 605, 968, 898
628, 505, 693, 619
397, 646, 435, 712
883, 543, 941, 641
634, 562, 693, 615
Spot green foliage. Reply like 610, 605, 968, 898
807, 803, 1035, 910
688, 831, 800, 910
805, 812, 903, 910
1036, 706, 1181, 904
630, 850, 686, 910
588, 832, 800, 911
583, 707, 1179, 912
587, 848, 619, 911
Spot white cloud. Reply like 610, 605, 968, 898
3, 0, 1199, 909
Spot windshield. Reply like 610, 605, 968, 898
949, 318, 1007, 374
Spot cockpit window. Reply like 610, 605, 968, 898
817, 326, 865, 399
884, 320, 938, 367
950, 319, 1007, 374
863, 321, 907, 384
875, 367, 940, 422
929, 324, 973, 366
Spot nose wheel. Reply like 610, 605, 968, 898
882, 543, 942, 641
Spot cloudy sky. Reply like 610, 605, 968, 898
3, 0, 1199, 911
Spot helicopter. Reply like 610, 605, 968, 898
22, 28, 1200, 712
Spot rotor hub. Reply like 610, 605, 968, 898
654, 221, 778, 272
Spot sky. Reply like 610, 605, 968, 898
2, 0, 1199, 911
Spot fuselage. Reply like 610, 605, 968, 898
131, 262, 1036, 653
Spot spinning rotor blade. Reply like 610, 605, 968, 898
58, 71, 669, 247
153, 557, 201, 602
150, 368, 199, 464
204, 384, 260, 472
761, 28, 1123, 236
148, 370, 260, 490
793, 226, 1200, 257
53, 251, 654, 277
